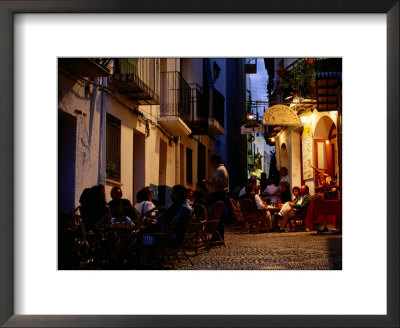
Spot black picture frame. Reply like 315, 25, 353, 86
1, 1, 398, 327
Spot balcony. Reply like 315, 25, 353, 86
208, 87, 225, 135
107, 58, 160, 105
188, 83, 208, 135
158, 71, 192, 137
58, 58, 110, 77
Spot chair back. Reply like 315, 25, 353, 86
204, 201, 224, 235
192, 203, 208, 222
239, 199, 261, 225
207, 201, 225, 222
230, 198, 244, 222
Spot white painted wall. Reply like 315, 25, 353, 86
58, 73, 103, 209
275, 110, 339, 195
59, 58, 218, 211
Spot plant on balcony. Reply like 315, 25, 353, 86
280, 59, 316, 100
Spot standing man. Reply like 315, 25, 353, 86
204, 153, 229, 240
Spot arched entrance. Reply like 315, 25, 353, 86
313, 116, 338, 185
280, 143, 289, 170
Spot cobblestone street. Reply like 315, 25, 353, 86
178, 226, 342, 270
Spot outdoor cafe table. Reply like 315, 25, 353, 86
267, 205, 281, 214
267, 205, 281, 230
305, 199, 342, 233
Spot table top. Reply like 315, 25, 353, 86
267, 206, 281, 212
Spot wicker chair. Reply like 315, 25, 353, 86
139, 209, 193, 269
239, 199, 269, 233
230, 198, 247, 233
183, 204, 207, 255
205, 201, 226, 249
58, 211, 88, 269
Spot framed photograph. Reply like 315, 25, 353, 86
1, 1, 398, 327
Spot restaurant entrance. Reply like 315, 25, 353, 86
313, 116, 338, 185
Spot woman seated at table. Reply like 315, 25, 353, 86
275, 185, 311, 232
135, 187, 156, 217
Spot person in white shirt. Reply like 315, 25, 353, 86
261, 179, 281, 204
280, 167, 290, 184
239, 180, 272, 230
134, 187, 155, 216
203, 153, 229, 240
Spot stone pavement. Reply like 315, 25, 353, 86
178, 226, 342, 270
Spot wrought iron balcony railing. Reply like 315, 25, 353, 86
108, 58, 160, 105
188, 83, 208, 134
160, 71, 191, 123
59, 58, 110, 77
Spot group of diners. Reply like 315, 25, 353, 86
232, 168, 312, 232
76, 182, 224, 249
235, 167, 290, 206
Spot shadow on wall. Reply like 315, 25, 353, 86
150, 184, 173, 206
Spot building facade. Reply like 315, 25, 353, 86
58, 58, 235, 212
264, 58, 342, 195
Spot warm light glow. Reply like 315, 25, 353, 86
271, 138, 275, 142
300, 116, 307, 123
325, 140, 330, 145
247, 113, 254, 120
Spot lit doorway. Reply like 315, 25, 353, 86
314, 116, 338, 185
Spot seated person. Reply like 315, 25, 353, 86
156, 185, 192, 245
78, 187, 92, 219
239, 181, 272, 230
144, 186, 159, 206
261, 179, 281, 204
276, 185, 312, 232
192, 189, 208, 208
108, 186, 138, 224
81, 184, 111, 229
186, 188, 194, 206
135, 187, 156, 217
280, 181, 291, 204
238, 176, 257, 198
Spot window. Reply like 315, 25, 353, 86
197, 143, 206, 183
106, 113, 121, 182
186, 147, 193, 185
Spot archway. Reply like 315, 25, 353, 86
313, 116, 338, 185
280, 143, 289, 171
